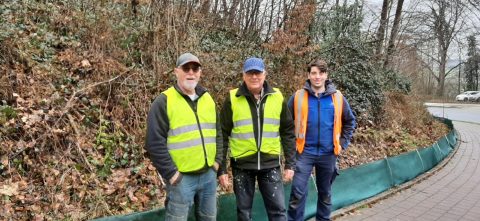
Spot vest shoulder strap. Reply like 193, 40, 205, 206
294, 89, 308, 138
334, 90, 343, 102
334, 90, 343, 96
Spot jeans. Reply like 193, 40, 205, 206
232, 167, 287, 221
287, 153, 337, 221
165, 168, 217, 221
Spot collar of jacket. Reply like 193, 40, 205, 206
303, 79, 337, 97
173, 83, 208, 97
235, 81, 276, 98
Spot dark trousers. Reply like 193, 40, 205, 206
287, 153, 337, 221
232, 167, 287, 221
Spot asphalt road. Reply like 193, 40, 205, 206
425, 102, 480, 124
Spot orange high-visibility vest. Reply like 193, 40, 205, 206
293, 89, 344, 155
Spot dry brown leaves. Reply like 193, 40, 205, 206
1, 46, 164, 220
0, 62, 451, 220
338, 93, 449, 169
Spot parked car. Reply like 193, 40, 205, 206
455, 91, 478, 101
468, 91, 480, 102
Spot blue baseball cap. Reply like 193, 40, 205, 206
243, 57, 265, 73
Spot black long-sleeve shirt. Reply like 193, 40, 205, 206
219, 81, 296, 175
145, 84, 223, 181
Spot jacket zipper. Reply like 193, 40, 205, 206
192, 102, 208, 168
256, 92, 273, 170
318, 96, 321, 155
257, 103, 261, 170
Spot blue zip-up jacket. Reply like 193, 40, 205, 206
287, 80, 356, 156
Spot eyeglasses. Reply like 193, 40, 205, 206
245, 71, 264, 76
181, 65, 201, 73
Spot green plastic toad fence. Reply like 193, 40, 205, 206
93, 118, 457, 221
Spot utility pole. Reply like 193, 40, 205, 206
477, 68, 479, 90
457, 38, 463, 94
458, 53, 462, 95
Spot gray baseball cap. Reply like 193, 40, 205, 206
176, 53, 201, 67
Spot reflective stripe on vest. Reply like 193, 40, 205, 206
229, 88, 283, 159
294, 89, 344, 155
163, 87, 217, 172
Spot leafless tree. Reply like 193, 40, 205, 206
428, 0, 465, 96
384, 0, 405, 67
375, 0, 390, 57
408, 0, 466, 96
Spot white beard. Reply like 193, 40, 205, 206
181, 80, 198, 92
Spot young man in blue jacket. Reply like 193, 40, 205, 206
287, 59, 356, 221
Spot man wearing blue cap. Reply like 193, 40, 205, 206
218, 57, 296, 221
145, 53, 223, 221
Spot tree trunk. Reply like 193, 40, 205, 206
265, 0, 275, 42
212, 0, 218, 14
251, 0, 261, 33
436, 50, 447, 96
375, 0, 389, 56
384, 0, 404, 67
228, 0, 239, 25
131, 0, 139, 17
200, 0, 211, 14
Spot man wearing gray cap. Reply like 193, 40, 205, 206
145, 53, 223, 221
218, 57, 296, 221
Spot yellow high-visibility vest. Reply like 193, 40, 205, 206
229, 88, 283, 159
163, 87, 216, 172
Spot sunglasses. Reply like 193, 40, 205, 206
181, 65, 201, 73
245, 70, 264, 76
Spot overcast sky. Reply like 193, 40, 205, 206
361, 0, 479, 65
